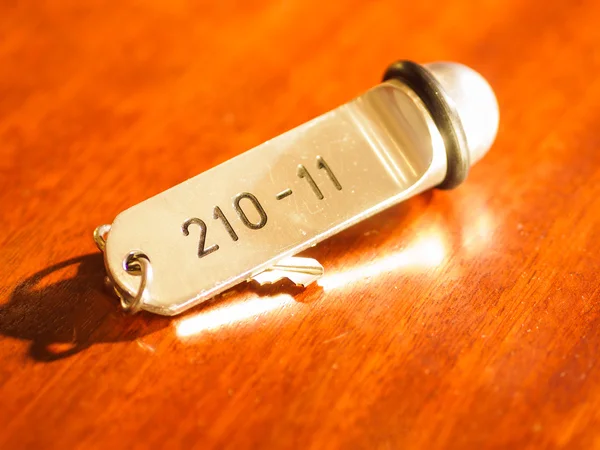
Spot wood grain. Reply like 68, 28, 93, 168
1, 0, 600, 448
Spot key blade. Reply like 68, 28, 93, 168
251, 256, 324, 287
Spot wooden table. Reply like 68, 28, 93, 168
1, 1, 599, 448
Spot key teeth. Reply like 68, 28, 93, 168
250, 275, 307, 288
251, 256, 324, 287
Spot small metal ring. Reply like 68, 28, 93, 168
93, 224, 112, 251
382, 60, 470, 189
118, 252, 153, 314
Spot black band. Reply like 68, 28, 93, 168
382, 60, 470, 189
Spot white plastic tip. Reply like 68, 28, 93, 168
424, 62, 499, 165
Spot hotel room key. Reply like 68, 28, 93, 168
94, 61, 499, 316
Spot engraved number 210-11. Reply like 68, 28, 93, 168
183, 156, 342, 259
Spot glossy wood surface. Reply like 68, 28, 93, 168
1, 1, 600, 448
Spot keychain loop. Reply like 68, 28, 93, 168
93, 224, 112, 251
94, 225, 153, 314
118, 252, 153, 313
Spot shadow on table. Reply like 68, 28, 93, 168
0, 253, 170, 361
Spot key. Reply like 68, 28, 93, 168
94, 60, 499, 316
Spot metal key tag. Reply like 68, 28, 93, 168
94, 60, 499, 316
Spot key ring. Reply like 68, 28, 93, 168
94, 225, 153, 314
